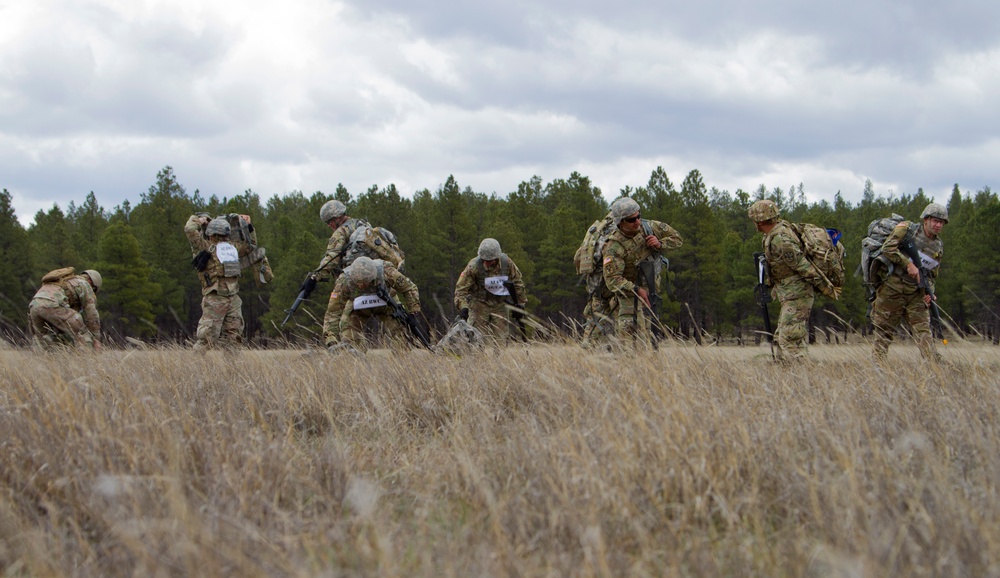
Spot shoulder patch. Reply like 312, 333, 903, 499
603, 256, 613, 265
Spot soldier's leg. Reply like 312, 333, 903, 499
340, 309, 371, 352
774, 294, 813, 362
904, 295, 940, 362
871, 285, 906, 361
614, 294, 649, 344
195, 294, 227, 349
220, 294, 245, 345
36, 306, 92, 349
469, 301, 505, 343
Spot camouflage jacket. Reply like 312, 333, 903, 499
326, 260, 420, 337
881, 220, 943, 292
454, 255, 527, 310
184, 215, 241, 297
602, 219, 683, 296
30, 275, 101, 336
762, 220, 827, 290
315, 218, 368, 281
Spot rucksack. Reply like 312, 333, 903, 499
217, 213, 274, 286
788, 223, 846, 289
574, 212, 615, 276
41, 266, 76, 284
343, 224, 406, 271
859, 214, 915, 294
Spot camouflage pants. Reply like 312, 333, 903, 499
195, 293, 244, 349
337, 307, 408, 352
871, 282, 937, 361
581, 293, 616, 346
468, 299, 518, 343
29, 302, 95, 350
774, 280, 814, 362
612, 291, 651, 344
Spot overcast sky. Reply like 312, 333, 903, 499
1, 0, 997, 225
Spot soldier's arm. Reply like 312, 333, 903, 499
651, 221, 684, 251
880, 222, 915, 269
453, 260, 476, 309
602, 241, 634, 295
387, 266, 421, 313
184, 215, 209, 255
78, 283, 102, 341
508, 259, 527, 307
315, 229, 349, 281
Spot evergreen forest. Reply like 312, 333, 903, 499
2, 165, 998, 346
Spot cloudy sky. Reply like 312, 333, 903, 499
1, 0, 997, 224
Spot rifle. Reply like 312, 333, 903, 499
753, 252, 775, 359
375, 284, 432, 349
638, 257, 667, 346
898, 236, 944, 340
281, 273, 318, 327
502, 280, 528, 342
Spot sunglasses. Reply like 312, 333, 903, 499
622, 214, 641, 223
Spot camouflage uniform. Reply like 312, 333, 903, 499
760, 220, 829, 362
325, 259, 421, 350
185, 215, 245, 348
29, 274, 101, 350
602, 220, 683, 340
871, 221, 943, 361
316, 217, 368, 342
454, 254, 527, 341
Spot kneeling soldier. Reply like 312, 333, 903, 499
326, 256, 423, 351
29, 268, 103, 351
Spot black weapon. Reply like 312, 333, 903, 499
375, 284, 432, 349
638, 258, 666, 346
753, 252, 775, 358
899, 236, 944, 339
281, 274, 318, 327
502, 280, 528, 342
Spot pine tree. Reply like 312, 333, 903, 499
0, 189, 34, 333
95, 223, 163, 340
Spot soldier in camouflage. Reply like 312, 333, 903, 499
185, 214, 246, 349
602, 198, 683, 342
325, 256, 422, 351
454, 238, 528, 342
748, 200, 839, 363
870, 203, 947, 362
305, 200, 375, 344
29, 269, 103, 351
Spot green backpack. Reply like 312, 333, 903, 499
789, 223, 846, 289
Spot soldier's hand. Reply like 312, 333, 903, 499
645, 235, 662, 250
924, 293, 933, 306
636, 287, 652, 309
93, 341, 103, 353
906, 261, 920, 280
822, 285, 842, 300
458, 308, 469, 321
300, 276, 318, 294
240, 214, 252, 223
511, 309, 525, 321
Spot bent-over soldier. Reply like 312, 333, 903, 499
454, 238, 528, 342
325, 256, 422, 351
29, 268, 103, 351
602, 198, 683, 342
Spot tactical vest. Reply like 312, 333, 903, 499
474, 254, 512, 301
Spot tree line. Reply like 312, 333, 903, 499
1, 165, 998, 346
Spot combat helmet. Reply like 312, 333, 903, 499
320, 200, 347, 224
82, 270, 102, 293
349, 256, 378, 285
611, 198, 641, 224
748, 200, 780, 223
920, 202, 949, 224
478, 238, 502, 261
206, 218, 231, 237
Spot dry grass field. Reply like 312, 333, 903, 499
1, 340, 998, 577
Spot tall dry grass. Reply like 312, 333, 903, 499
0, 341, 998, 577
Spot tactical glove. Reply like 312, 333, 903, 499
300, 276, 318, 295
408, 312, 431, 342
510, 309, 525, 321
458, 308, 469, 321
